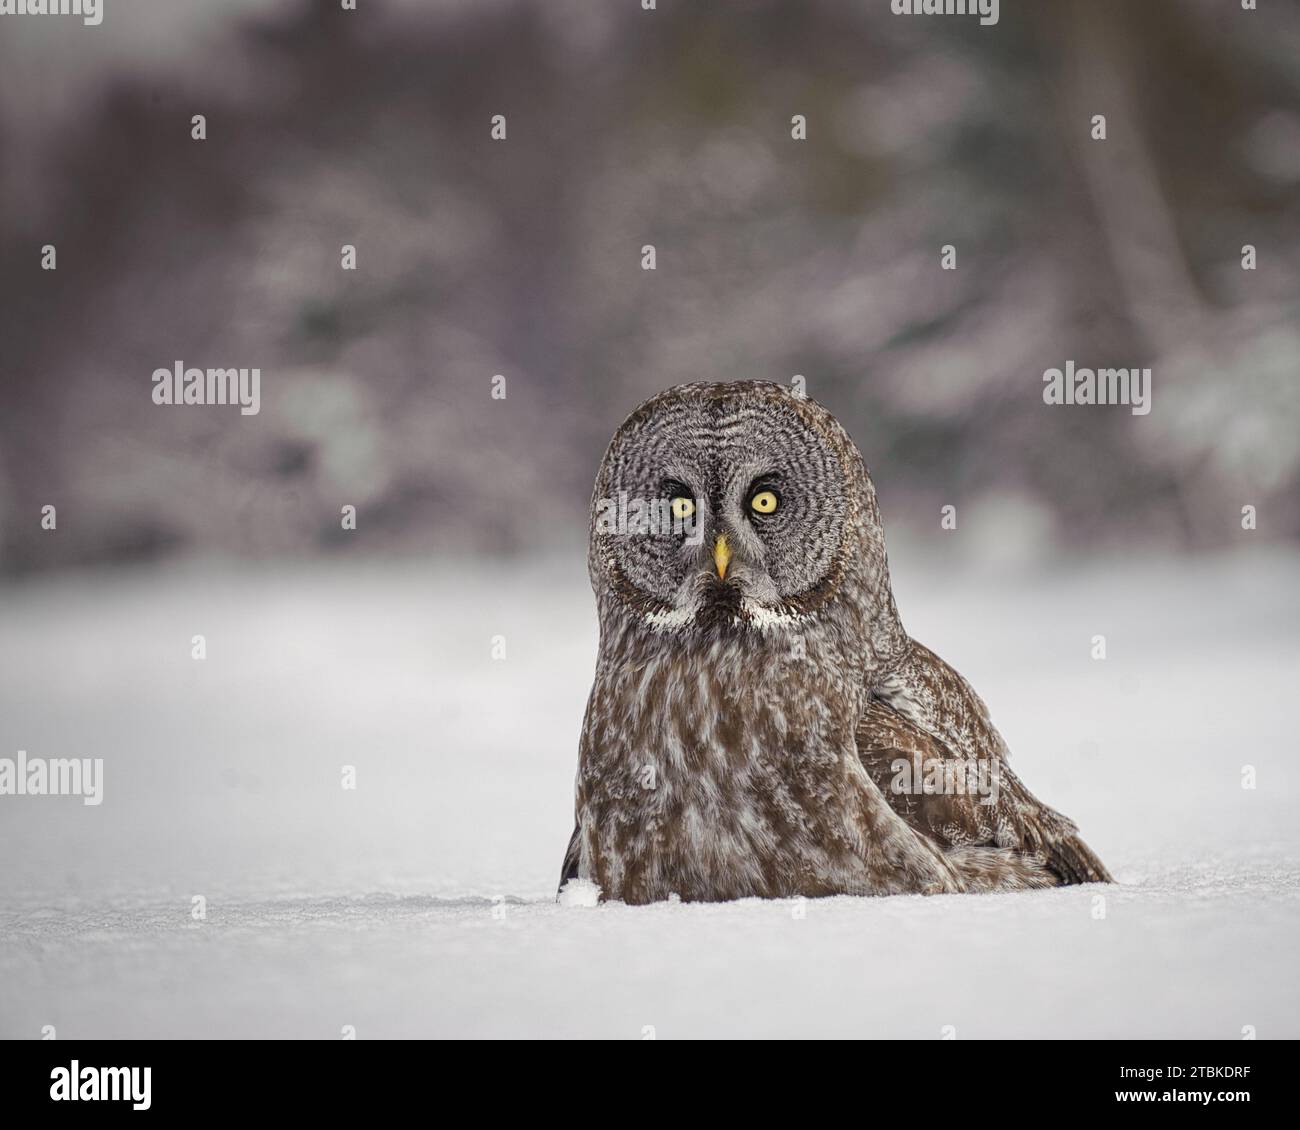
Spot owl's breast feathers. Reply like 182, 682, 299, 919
565, 619, 1080, 903
860, 640, 1112, 886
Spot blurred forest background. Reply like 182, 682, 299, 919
1, 0, 1297, 575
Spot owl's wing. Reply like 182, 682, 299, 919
557, 822, 581, 895
857, 641, 1111, 885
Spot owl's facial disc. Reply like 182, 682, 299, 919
594, 387, 850, 634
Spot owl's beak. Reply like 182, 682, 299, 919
712, 534, 732, 580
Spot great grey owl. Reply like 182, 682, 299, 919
559, 381, 1110, 903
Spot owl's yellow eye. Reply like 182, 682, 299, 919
750, 490, 779, 515
670, 496, 696, 520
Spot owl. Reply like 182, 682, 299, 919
559, 381, 1110, 903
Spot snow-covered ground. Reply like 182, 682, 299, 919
1, 548, 1297, 1038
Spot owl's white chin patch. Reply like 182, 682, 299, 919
740, 598, 808, 630
642, 599, 807, 632
643, 605, 698, 631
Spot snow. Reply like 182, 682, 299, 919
558, 880, 602, 909
1, 548, 1298, 1038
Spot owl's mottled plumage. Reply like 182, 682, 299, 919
560, 381, 1109, 903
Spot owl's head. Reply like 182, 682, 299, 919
589, 381, 889, 635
